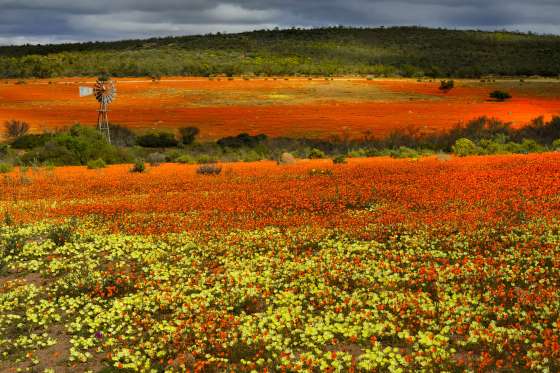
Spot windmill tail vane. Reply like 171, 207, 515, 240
78, 78, 117, 144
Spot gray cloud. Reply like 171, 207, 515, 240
0, 0, 558, 45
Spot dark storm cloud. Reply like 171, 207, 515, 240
0, 0, 559, 45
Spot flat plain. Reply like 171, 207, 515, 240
2, 77, 560, 139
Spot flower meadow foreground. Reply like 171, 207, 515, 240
1, 155, 560, 372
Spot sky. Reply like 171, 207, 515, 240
0, 0, 559, 45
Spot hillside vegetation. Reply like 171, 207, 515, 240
1, 27, 560, 78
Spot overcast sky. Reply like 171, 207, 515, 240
0, 0, 559, 45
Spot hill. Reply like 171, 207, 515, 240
1, 26, 560, 78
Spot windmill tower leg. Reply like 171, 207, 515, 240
97, 103, 111, 144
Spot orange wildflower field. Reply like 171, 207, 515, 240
2, 154, 559, 235
1, 77, 560, 139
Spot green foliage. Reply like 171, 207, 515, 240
136, 132, 178, 148
2, 27, 560, 79
50, 125, 125, 165
130, 160, 146, 173
0, 143, 8, 157
10, 133, 54, 149
490, 90, 512, 101
146, 152, 166, 166
332, 155, 347, 164
176, 154, 196, 164
308, 148, 326, 159
87, 158, 107, 169
452, 138, 480, 157
217, 133, 267, 148
178, 127, 200, 145
390, 146, 420, 159
553, 138, 560, 150
0, 162, 13, 173
47, 220, 76, 246
110, 124, 137, 147
439, 80, 454, 92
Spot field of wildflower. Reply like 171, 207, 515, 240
1, 154, 560, 372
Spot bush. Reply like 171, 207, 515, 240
146, 152, 166, 166
517, 139, 544, 154
137, 132, 178, 148
332, 155, 347, 164
179, 127, 200, 145
278, 152, 296, 165
197, 163, 222, 175
390, 146, 419, 159
4, 120, 30, 138
87, 158, 106, 169
11, 133, 53, 149
47, 220, 76, 246
490, 90, 512, 101
217, 133, 267, 148
308, 148, 326, 159
439, 80, 454, 92
0, 143, 8, 157
130, 160, 145, 173
110, 124, 137, 147
0, 163, 13, 173
552, 139, 560, 150
176, 154, 196, 164
452, 138, 480, 157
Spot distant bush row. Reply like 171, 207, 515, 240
1, 116, 559, 169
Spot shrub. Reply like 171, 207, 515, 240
241, 149, 262, 162
278, 152, 296, 165
130, 160, 145, 173
552, 138, 560, 150
137, 132, 178, 148
176, 154, 196, 164
0, 143, 8, 157
197, 164, 222, 175
517, 139, 544, 154
308, 148, 326, 159
4, 120, 30, 138
439, 80, 454, 92
0, 163, 13, 173
87, 158, 106, 169
53, 125, 122, 165
146, 152, 166, 166
390, 146, 419, 159
110, 124, 137, 147
490, 90, 512, 101
452, 138, 480, 157
10, 133, 53, 149
332, 155, 347, 164
47, 220, 76, 246
217, 133, 267, 148
179, 127, 200, 145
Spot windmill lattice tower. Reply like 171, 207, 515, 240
94, 79, 116, 144
80, 78, 117, 144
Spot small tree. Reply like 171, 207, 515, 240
439, 80, 454, 92
490, 90, 512, 101
4, 120, 30, 139
179, 127, 200, 145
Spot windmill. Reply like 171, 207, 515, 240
79, 77, 117, 143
